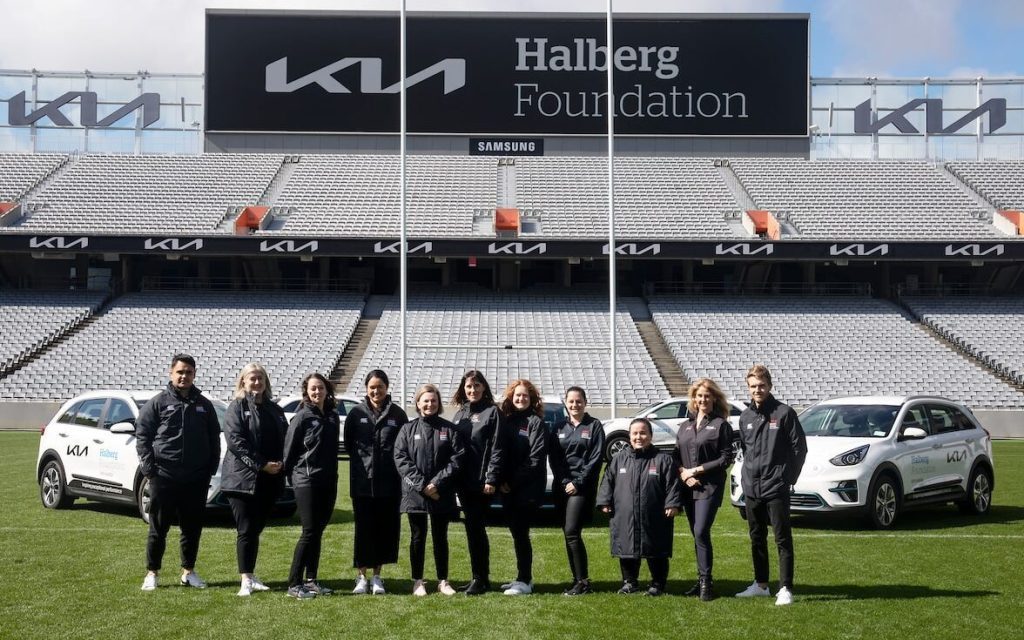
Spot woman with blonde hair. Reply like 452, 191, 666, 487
674, 377, 735, 601
220, 363, 289, 596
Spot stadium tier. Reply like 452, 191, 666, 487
0, 291, 363, 401
946, 161, 1024, 210
649, 295, 1024, 409
345, 289, 670, 405
0, 290, 106, 372
0, 153, 67, 201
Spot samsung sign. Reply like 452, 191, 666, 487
205, 12, 809, 136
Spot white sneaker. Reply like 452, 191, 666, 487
249, 576, 270, 592
735, 582, 772, 598
179, 571, 206, 589
499, 581, 513, 590
413, 580, 428, 597
775, 586, 793, 606
370, 575, 386, 595
141, 573, 158, 591
503, 581, 533, 595
352, 575, 369, 595
238, 578, 254, 597
437, 580, 456, 596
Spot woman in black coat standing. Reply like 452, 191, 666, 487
220, 362, 288, 597
674, 377, 735, 601
343, 369, 409, 595
496, 378, 547, 596
548, 386, 605, 596
450, 369, 505, 595
393, 384, 466, 597
283, 373, 339, 599
597, 418, 682, 596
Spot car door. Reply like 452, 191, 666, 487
65, 397, 110, 489
890, 403, 937, 496
96, 397, 140, 492
648, 400, 688, 436
923, 403, 972, 490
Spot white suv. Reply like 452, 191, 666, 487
36, 389, 295, 522
602, 397, 747, 461
729, 396, 995, 529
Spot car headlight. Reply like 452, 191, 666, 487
830, 445, 869, 466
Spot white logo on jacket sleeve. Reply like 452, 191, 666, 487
619, 467, 627, 474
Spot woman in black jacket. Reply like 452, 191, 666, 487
283, 373, 340, 600
219, 362, 288, 597
598, 418, 682, 597
343, 369, 408, 595
393, 384, 466, 597
548, 386, 605, 596
496, 378, 547, 596
674, 377, 735, 601
450, 369, 504, 595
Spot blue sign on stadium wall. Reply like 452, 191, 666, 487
205, 11, 809, 137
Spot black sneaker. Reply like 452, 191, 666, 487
699, 577, 715, 602
617, 581, 640, 594
287, 584, 316, 600
464, 578, 491, 596
304, 581, 333, 596
563, 580, 593, 596
645, 584, 665, 597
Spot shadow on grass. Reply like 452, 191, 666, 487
61, 499, 354, 527
790, 504, 1024, 531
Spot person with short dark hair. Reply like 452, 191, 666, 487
136, 354, 221, 591
735, 364, 807, 606
548, 385, 605, 596
598, 418, 682, 596
675, 377, 734, 601
220, 362, 289, 597
343, 369, 409, 595
283, 373, 339, 599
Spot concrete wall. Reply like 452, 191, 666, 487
0, 402, 62, 430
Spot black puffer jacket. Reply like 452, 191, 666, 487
452, 401, 505, 491
344, 395, 408, 498
283, 403, 340, 489
596, 446, 682, 559
736, 395, 807, 501
393, 414, 466, 514
135, 383, 221, 482
219, 394, 288, 495
548, 413, 605, 493
499, 409, 548, 506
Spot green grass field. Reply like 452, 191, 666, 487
2, 432, 1022, 640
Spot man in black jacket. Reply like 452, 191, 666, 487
136, 354, 221, 591
734, 364, 807, 606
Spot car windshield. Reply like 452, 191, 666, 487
800, 404, 898, 438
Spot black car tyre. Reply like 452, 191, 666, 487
40, 459, 75, 509
866, 472, 900, 529
604, 434, 629, 461
958, 466, 993, 516
137, 475, 152, 524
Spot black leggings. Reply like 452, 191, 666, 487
227, 477, 280, 574
503, 496, 535, 583
619, 557, 669, 588
682, 489, 723, 579
288, 484, 337, 586
559, 493, 592, 582
407, 512, 450, 581
146, 476, 209, 572
459, 490, 491, 581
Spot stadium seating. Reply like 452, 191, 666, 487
0, 291, 363, 401
345, 288, 669, 405
728, 158, 1001, 239
946, 161, 1024, 210
0, 289, 105, 372
649, 295, 1024, 408
0, 153, 66, 201
903, 296, 1024, 385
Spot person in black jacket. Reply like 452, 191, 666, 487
675, 377, 734, 601
136, 354, 221, 591
393, 384, 467, 597
283, 373, 340, 600
734, 364, 807, 606
598, 418, 682, 597
548, 386, 605, 596
343, 369, 408, 595
496, 378, 547, 596
450, 369, 505, 595
220, 362, 289, 597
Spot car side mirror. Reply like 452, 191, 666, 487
646, 413, 658, 421
110, 422, 136, 434
900, 426, 927, 440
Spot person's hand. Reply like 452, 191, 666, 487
424, 484, 440, 500
564, 482, 578, 496
680, 467, 695, 481
499, 482, 511, 494
483, 483, 497, 495
685, 476, 701, 488
665, 507, 679, 518
262, 461, 282, 474
601, 506, 611, 514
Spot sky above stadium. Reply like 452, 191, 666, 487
0, 0, 1021, 78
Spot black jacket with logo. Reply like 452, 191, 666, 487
343, 396, 409, 498
548, 413, 605, 493
675, 414, 734, 501
452, 401, 505, 491
283, 403, 340, 489
737, 395, 808, 501
499, 409, 548, 506
393, 414, 466, 514
596, 446, 683, 559
219, 394, 288, 495
136, 383, 221, 482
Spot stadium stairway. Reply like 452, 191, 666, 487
331, 317, 378, 390
635, 320, 689, 397
939, 163, 1000, 223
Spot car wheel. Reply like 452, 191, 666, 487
958, 466, 993, 515
137, 476, 152, 524
866, 473, 900, 529
40, 459, 75, 509
605, 434, 629, 461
